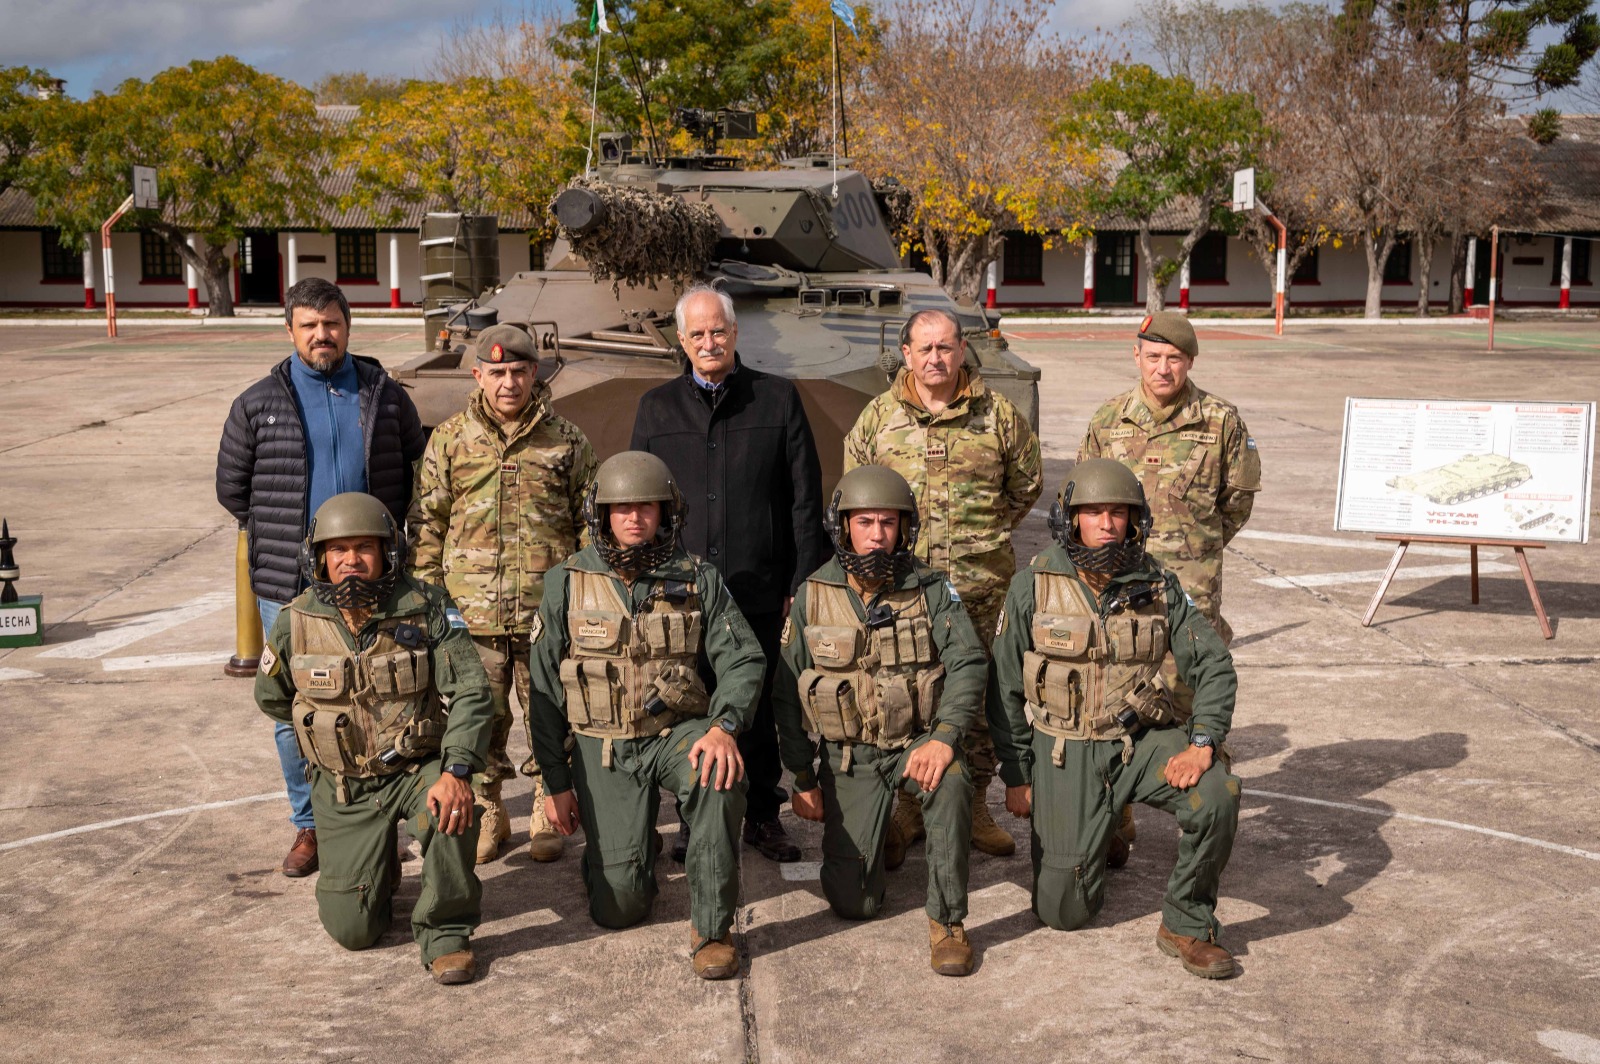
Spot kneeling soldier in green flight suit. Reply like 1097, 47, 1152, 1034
526, 451, 766, 979
987, 459, 1243, 979
773, 464, 989, 976
256, 492, 495, 985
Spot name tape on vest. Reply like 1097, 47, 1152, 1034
1179, 430, 1219, 444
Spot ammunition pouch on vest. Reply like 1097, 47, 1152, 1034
560, 568, 709, 742
287, 605, 444, 789
1024, 570, 1181, 760
797, 579, 943, 751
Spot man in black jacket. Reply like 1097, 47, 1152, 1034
216, 277, 427, 877
630, 284, 826, 863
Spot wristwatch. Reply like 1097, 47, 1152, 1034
1189, 733, 1214, 751
716, 718, 739, 737
443, 763, 473, 780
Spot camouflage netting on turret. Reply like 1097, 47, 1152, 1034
551, 177, 721, 291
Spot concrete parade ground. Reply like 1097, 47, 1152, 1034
0, 318, 1597, 1064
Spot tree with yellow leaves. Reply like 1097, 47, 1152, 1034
25, 57, 326, 317
853, 0, 1098, 303
340, 77, 581, 236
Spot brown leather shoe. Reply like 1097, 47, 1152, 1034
430, 949, 477, 985
743, 818, 801, 862
690, 930, 739, 980
281, 828, 318, 878
1156, 924, 1236, 979
928, 918, 973, 976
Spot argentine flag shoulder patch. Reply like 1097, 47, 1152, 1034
945, 581, 961, 602
445, 607, 468, 630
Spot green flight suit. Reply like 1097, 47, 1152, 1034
774, 559, 988, 925
987, 546, 1241, 941
255, 575, 495, 968
527, 545, 765, 940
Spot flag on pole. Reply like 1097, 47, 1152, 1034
830, 0, 857, 36
590, 0, 612, 34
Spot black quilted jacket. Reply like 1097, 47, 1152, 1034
216, 354, 426, 604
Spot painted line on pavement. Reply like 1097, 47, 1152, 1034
0, 791, 287, 854
1255, 561, 1517, 589
1234, 529, 1502, 559
37, 591, 232, 659
1249, 789, 1600, 863
102, 649, 235, 672
0, 667, 43, 682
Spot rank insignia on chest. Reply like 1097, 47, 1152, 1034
1144, 455, 1163, 467
926, 438, 948, 461
501, 462, 518, 474
1041, 628, 1077, 651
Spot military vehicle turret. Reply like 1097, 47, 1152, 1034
390, 110, 1040, 490
1386, 454, 1533, 505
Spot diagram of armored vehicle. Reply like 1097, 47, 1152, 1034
1386, 453, 1533, 505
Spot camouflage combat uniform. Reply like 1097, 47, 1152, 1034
1078, 382, 1260, 644
409, 385, 598, 790
843, 367, 1043, 790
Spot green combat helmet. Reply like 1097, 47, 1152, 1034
584, 451, 685, 572
825, 463, 920, 581
1047, 459, 1152, 575
299, 492, 405, 608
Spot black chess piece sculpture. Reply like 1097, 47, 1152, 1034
0, 519, 19, 605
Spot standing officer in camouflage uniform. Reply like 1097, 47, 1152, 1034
774, 465, 988, 975
410, 323, 597, 866
256, 493, 494, 985
844, 307, 1042, 862
1077, 311, 1260, 643
526, 452, 765, 979
988, 461, 1242, 979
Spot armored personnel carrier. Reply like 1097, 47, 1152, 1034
390, 110, 1040, 489
1386, 454, 1532, 505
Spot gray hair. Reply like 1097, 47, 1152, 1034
674, 283, 736, 334
899, 307, 964, 348
285, 277, 351, 326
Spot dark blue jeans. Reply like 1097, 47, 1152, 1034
259, 598, 314, 830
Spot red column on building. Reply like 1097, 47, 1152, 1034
985, 259, 997, 309
1082, 234, 1096, 310
1559, 237, 1572, 309
389, 233, 402, 308
1178, 257, 1191, 310
1463, 236, 1476, 306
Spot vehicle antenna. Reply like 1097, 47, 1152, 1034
614, 21, 663, 161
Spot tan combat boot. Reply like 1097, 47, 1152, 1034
928, 918, 973, 976
527, 778, 564, 863
1108, 804, 1136, 869
476, 782, 511, 865
690, 930, 739, 980
885, 791, 925, 871
970, 790, 1016, 857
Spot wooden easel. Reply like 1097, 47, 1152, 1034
1362, 535, 1552, 639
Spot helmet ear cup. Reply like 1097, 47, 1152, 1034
824, 489, 844, 552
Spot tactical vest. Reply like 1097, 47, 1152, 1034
288, 605, 444, 797
559, 568, 709, 755
1023, 569, 1182, 765
797, 578, 945, 754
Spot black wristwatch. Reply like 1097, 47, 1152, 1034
1189, 734, 1214, 751
444, 763, 473, 780
716, 718, 739, 737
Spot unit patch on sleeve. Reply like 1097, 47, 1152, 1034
258, 643, 279, 677
445, 607, 468, 630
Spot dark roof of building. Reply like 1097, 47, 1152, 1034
1515, 113, 1600, 235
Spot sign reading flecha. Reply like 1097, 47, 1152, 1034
0, 607, 37, 634
1335, 398, 1596, 544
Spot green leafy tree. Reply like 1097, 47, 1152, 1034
0, 67, 54, 198
339, 77, 581, 234
312, 71, 412, 105
1055, 63, 1269, 313
549, 0, 877, 163
25, 57, 327, 317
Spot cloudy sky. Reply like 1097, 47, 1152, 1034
2, 0, 1590, 110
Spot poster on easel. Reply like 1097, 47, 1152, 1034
1334, 398, 1596, 544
